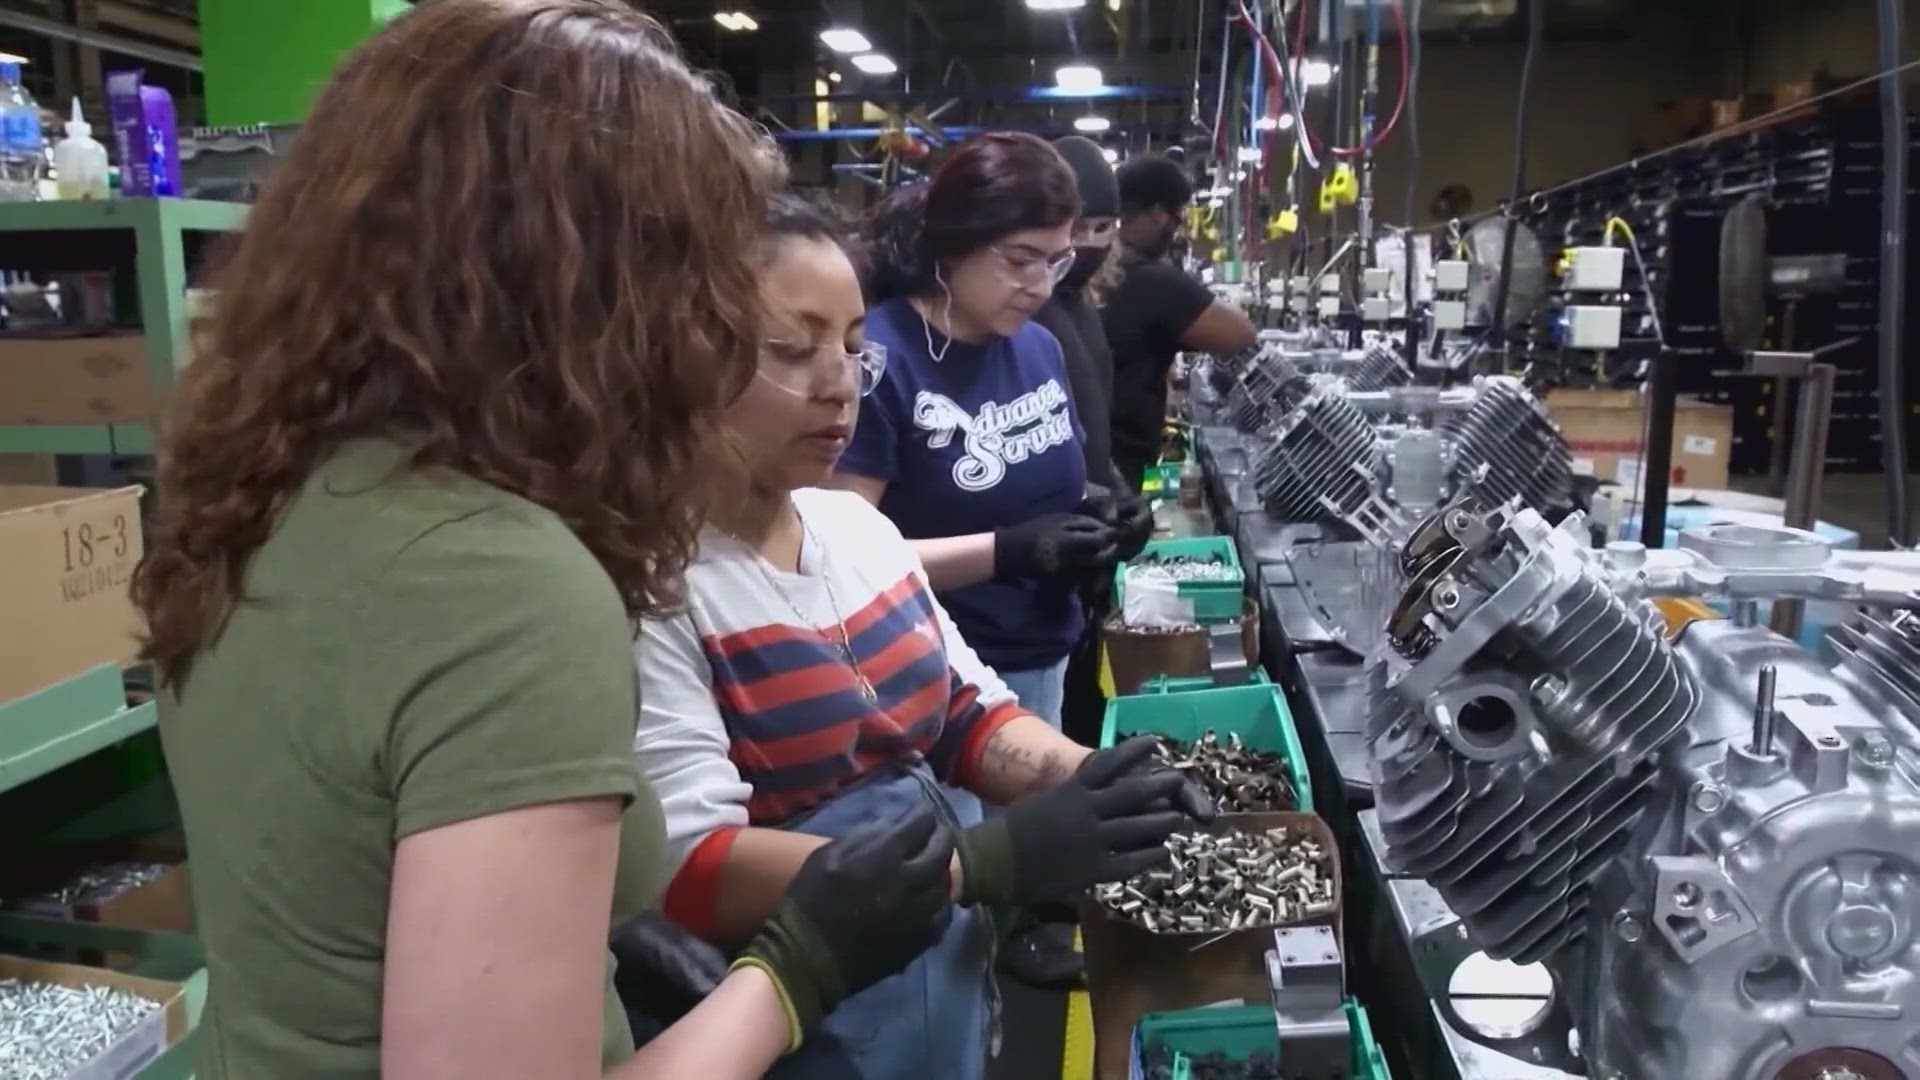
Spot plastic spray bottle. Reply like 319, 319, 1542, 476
54, 97, 109, 200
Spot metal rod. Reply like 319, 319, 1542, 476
1768, 302, 1798, 496
0, 7, 201, 71
1750, 664, 1779, 757
1771, 361, 1834, 640
1640, 349, 1680, 548
1876, 0, 1913, 547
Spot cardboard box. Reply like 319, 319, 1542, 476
1548, 389, 1734, 494
0, 485, 145, 705
0, 335, 160, 425
0, 955, 188, 1079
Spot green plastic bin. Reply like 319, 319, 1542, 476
1140, 670, 1272, 695
1100, 681, 1313, 812
1140, 462, 1184, 496
1130, 1000, 1391, 1080
1113, 535, 1246, 624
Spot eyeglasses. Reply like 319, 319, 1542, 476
991, 244, 1077, 286
758, 338, 887, 398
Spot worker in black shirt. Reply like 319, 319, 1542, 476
1009, 135, 1154, 990
1104, 155, 1259, 489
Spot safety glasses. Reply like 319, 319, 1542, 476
991, 244, 1077, 286
757, 339, 888, 398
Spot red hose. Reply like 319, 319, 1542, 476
1232, 0, 1410, 160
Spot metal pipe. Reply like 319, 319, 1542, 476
0, 6, 201, 71
1771, 361, 1835, 640
1640, 349, 1679, 548
1750, 665, 1778, 757
1876, 0, 1912, 548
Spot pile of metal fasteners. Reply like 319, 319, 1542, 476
1137, 730, 1295, 812
1093, 826, 1336, 933
0, 980, 160, 1080
1140, 1047, 1281, 1080
26, 863, 171, 905
1125, 555, 1240, 585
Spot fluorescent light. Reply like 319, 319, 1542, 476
1054, 64, 1104, 92
1073, 115, 1111, 134
734, 13, 758, 30
1237, 146, 1263, 163
828, 71, 842, 83
0, 53, 27, 65
1254, 113, 1295, 132
714, 11, 757, 31
819, 27, 872, 53
851, 53, 898, 75
1102, 148, 1119, 164
1299, 59, 1335, 87
1025, 0, 1088, 8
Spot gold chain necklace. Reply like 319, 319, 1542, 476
751, 518, 879, 704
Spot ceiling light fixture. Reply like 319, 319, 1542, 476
1102, 148, 1120, 164
1054, 64, 1103, 92
714, 11, 758, 31
1299, 59, 1335, 87
851, 53, 899, 75
819, 27, 872, 53
1073, 115, 1111, 134
1237, 146, 1263, 163
828, 71, 842, 83
0, 53, 27, 65
1253, 113, 1295, 132
1025, 0, 1088, 9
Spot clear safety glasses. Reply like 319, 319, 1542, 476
756, 339, 888, 398
991, 244, 1077, 287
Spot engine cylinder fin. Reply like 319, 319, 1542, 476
1442, 378, 1575, 512
1832, 609, 1920, 726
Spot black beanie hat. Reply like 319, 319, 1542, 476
1051, 136, 1119, 219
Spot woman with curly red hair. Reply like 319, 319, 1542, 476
133, 2, 956, 1077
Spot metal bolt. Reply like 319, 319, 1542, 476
1530, 674, 1567, 707
1131, 730, 1296, 813
26, 862, 170, 906
1613, 912, 1645, 943
1689, 781, 1727, 814
1095, 826, 1336, 936
0, 979, 161, 1080
1857, 735, 1894, 768
1433, 585, 1461, 611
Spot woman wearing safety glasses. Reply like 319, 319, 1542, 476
629, 193, 1213, 1079
830, 132, 1130, 730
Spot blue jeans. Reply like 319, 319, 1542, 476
999, 657, 1070, 730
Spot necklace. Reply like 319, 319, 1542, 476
751, 516, 879, 704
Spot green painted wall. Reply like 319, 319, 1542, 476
199, 0, 396, 126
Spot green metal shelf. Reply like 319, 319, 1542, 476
0, 197, 247, 235
0, 664, 158, 794
0, 197, 246, 461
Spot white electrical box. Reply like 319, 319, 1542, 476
1566, 247, 1627, 292
1434, 259, 1470, 293
1361, 297, 1390, 322
1567, 305, 1624, 349
1318, 296, 1341, 318
1433, 299, 1467, 331
1292, 275, 1312, 296
1291, 295, 1311, 314
1362, 267, 1392, 293
1319, 275, 1341, 296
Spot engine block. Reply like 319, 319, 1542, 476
1371, 502, 1920, 1080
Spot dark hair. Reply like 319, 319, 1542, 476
134, 0, 784, 690
859, 132, 1079, 301
1117, 153, 1195, 215
766, 191, 844, 243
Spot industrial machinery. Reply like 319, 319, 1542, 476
1370, 498, 1920, 1079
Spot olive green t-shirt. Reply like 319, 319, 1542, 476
162, 439, 666, 1078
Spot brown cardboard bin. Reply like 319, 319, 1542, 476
0, 485, 145, 705
0, 335, 160, 425
1102, 599, 1260, 697
0, 955, 188, 1078
1078, 811, 1341, 1080
1547, 388, 1733, 493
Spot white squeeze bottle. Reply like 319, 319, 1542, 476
54, 97, 109, 200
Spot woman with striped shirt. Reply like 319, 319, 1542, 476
630, 195, 1213, 1079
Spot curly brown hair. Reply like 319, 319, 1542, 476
134, 0, 784, 690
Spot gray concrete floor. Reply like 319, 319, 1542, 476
1728, 472, 1919, 549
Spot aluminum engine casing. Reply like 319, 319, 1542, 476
1372, 505, 1920, 1080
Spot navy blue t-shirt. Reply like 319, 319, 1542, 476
838, 297, 1089, 673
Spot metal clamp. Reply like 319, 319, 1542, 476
1266, 926, 1353, 1079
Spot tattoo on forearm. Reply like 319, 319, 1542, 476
981, 730, 1075, 792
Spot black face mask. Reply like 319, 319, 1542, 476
1054, 244, 1109, 298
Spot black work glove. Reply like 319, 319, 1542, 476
953, 737, 1217, 906
731, 804, 956, 1052
1081, 468, 1155, 562
994, 512, 1119, 580
610, 911, 729, 1027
